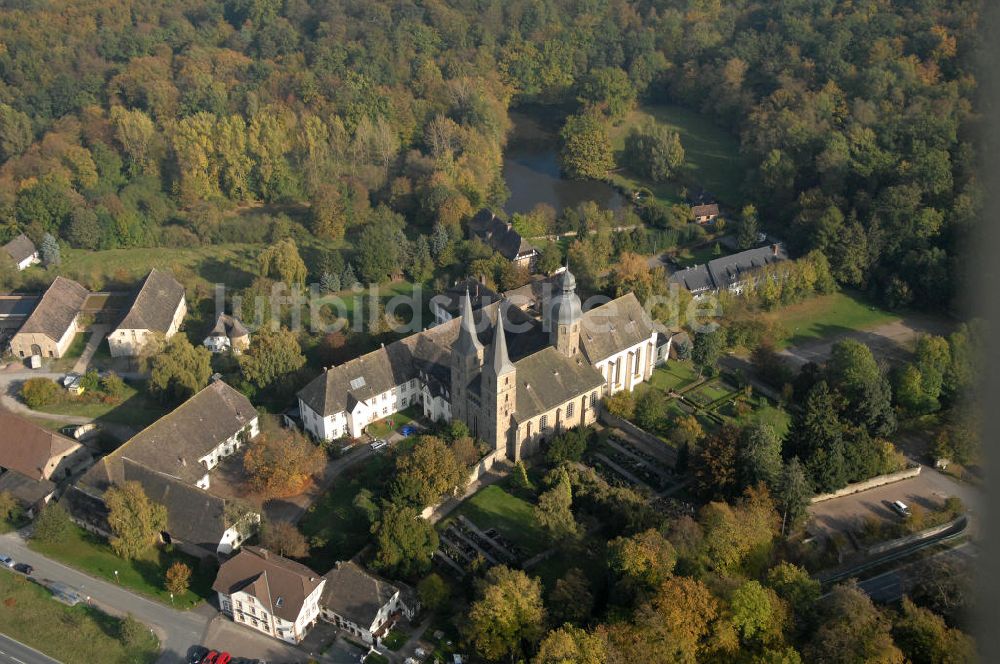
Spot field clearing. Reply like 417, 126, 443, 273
608, 103, 747, 206
759, 291, 900, 348
0, 573, 160, 664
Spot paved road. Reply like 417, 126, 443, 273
0, 530, 211, 664
0, 634, 61, 664
857, 540, 976, 603
807, 466, 980, 539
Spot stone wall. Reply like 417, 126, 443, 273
810, 465, 921, 504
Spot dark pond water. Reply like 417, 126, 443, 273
502, 111, 624, 216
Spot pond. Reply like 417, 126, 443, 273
502, 111, 625, 216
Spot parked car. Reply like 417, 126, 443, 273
200, 651, 219, 664
187, 647, 208, 664
214, 653, 231, 664
370, 439, 388, 451
400, 425, 416, 437
13, 563, 32, 575
890, 500, 912, 518
62, 373, 80, 387
0, 554, 14, 568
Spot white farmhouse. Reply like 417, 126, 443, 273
320, 561, 416, 646
2, 234, 40, 271
213, 547, 325, 644
66, 379, 261, 557
109, 268, 187, 358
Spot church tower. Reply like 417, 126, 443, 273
548, 264, 582, 357
482, 305, 517, 454
450, 290, 484, 426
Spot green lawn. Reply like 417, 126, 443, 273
608, 102, 748, 207
382, 628, 408, 651
29, 525, 213, 608
62, 332, 89, 360
33, 383, 165, 429
648, 362, 700, 393
0, 573, 160, 664
760, 291, 900, 348
366, 405, 421, 439
441, 484, 546, 557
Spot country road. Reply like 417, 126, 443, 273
857, 540, 976, 603
0, 634, 61, 664
0, 529, 212, 664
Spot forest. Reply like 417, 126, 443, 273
0, 0, 982, 311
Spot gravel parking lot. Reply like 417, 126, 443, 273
807, 466, 980, 538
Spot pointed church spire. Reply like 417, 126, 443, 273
486, 305, 516, 376
454, 289, 484, 355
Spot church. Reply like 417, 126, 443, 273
297, 267, 661, 461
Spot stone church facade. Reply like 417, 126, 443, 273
297, 267, 659, 461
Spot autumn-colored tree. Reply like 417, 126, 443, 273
20, 378, 60, 409
260, 520, 310, 558
805, 582, 904, 664
243, 428, 325, 498
164, 562, 192, 596
608, 529, 677, 592
534, 625, 607, 664
693, 424, 741, 499
105, 481, 168, 560
548, 568, 594, 626
391, 436, 465, 508
466, 566, 547, 661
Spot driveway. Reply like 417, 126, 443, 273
71, 325, 110, 374
807, 466, 981, 539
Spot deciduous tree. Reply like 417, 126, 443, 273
371, 502, 439, 578
260, 519, 310, 558
238, 326, 305, 390
559, 111, 614, 180
466, 565, 546, 661
164, 562, 192, 596
243, 428, 324, 498
106, 481, 168, 560
147, 335, 212, 404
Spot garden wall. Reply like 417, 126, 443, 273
809, 465, 921, 504
599, 408, 678, 467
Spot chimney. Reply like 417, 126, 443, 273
771, 243, 779, 256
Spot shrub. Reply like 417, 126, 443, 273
20, 378, 60, 408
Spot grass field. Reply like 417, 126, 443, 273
0, 573, 160, 664
673, 241, 730, 268
608, 103, 747, 206
300, 454, 394, 571
760, 291, 900, 348
441, 484, 546, 557
33, 383, 165, 429
62, 244, 262, 291
29, 525, 212, 608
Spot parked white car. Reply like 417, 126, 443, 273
0, 554, 15, 569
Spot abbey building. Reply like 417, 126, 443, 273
297, 268, 660, 461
